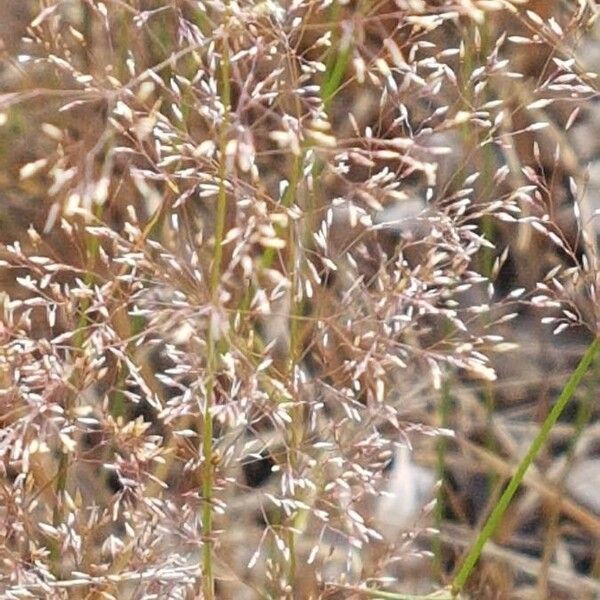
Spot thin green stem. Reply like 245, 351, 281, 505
322, 40, 351, 112
286, 206, 303, 588
537, 351, 598, 595
201, 31, 231, 600
451, 336, 600, 597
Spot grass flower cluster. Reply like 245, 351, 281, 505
0, 1, 599, 598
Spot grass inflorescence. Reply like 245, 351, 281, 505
0, 1, 599, 598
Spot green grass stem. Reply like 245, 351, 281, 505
201, 29, 232, 600
451, 336, 600, 596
